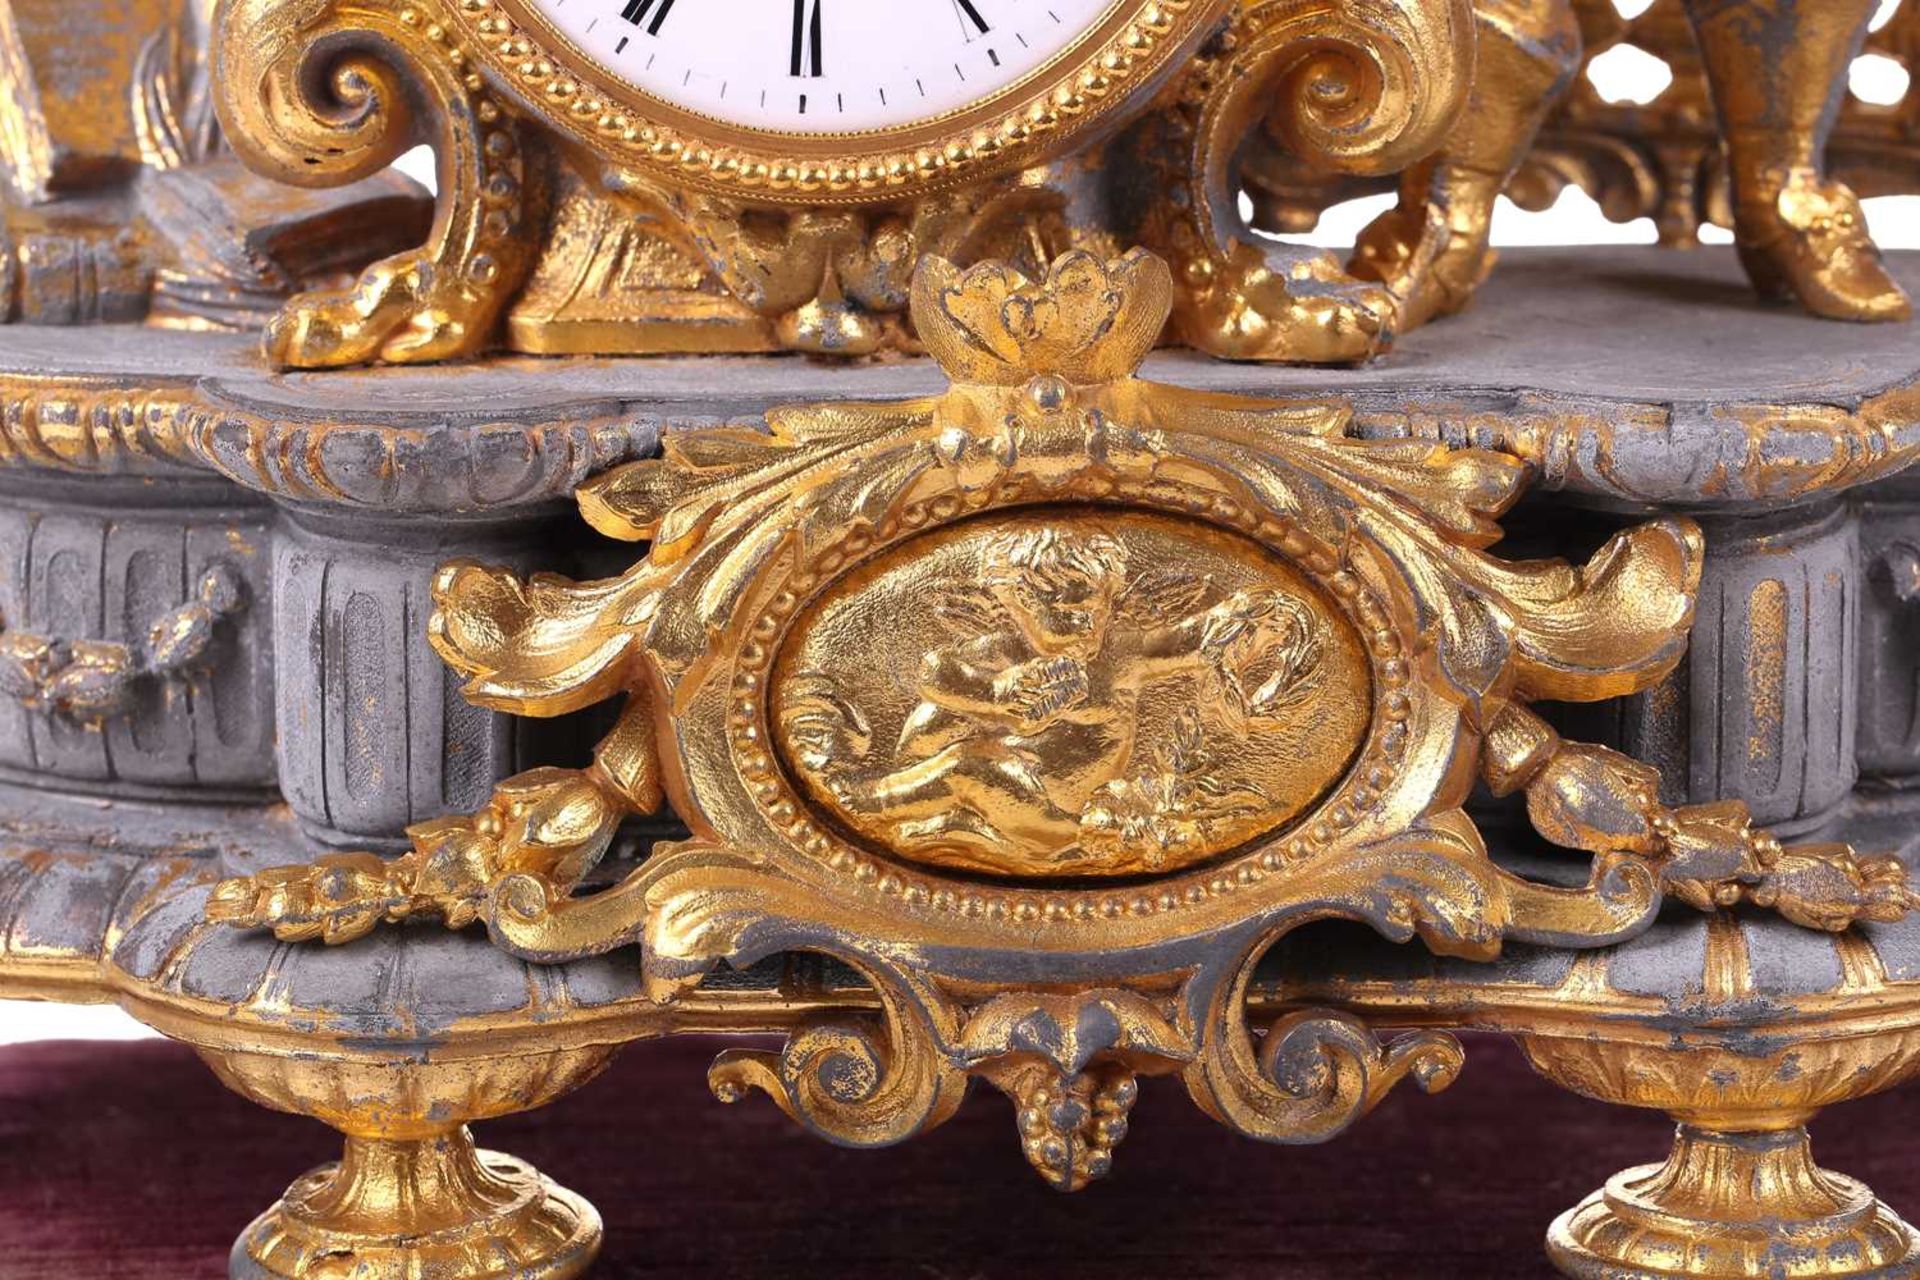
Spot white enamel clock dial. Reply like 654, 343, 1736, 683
530, 0, 1126, 134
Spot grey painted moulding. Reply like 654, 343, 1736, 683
0, 248, 1918, 512
92, 801, 1920, 1047
1858, 473, 1920, 785
1686, 501, 1862, 832
270, 504, 584, 847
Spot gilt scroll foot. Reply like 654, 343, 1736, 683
1349, 197, 1493, 331
1345, 0, 1580, 336
1131, 0, 1473, 363
259, 101, 544, 370
216, 0, 544, 368
1174, 243, 1395, 364
263, 242, 526, 369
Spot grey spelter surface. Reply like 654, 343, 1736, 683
1741, 913, 1848, 996
1255, 804, 1920, 1026
111, 880, 216, 984
0, 245, 1918, 1046
209, 248, 1920, 418
104, 877, 652, 1042
0, 476, 277, 797
1607, 918, 1711, 1000
3, 248, 1919, 512
0, 249, 1906, 840
0, 848, 168, 956
1867, 913, 1920, 982
0, 248, 1911, 415
85, 838, 1920, 1044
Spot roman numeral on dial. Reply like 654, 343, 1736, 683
790, 0, 824, 77
620, 0, 675, 34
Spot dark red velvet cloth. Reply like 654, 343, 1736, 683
0, 1033, 1916, 1278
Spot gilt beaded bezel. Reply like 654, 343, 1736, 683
450, 0, 1226, 204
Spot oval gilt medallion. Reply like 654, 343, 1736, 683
771, 510, 1371, 879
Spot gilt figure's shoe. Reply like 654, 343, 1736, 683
1736, 170, 1913, 323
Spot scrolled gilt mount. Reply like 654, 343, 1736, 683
212, 248, 1916, 1191
211, 0, 1478, 366
208, 0, 1912, 370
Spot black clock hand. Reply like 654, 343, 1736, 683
620, 0, 675, 35
954, 0, 990, 36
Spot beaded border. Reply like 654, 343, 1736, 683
724, 482, 1414, 928
450, 0, 1217, 203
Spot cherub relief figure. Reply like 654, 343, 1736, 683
1350, 0, 1911, 330
781, 526, 1328, 876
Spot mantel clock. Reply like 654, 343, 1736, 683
213, 0, 1473, 365
8, 0, 1920, 1277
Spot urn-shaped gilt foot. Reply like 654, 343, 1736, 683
1523, 1016, 1920, 1280
229, 1129, 601, 1280
1548, 1121, 1920, 1280
199, 1046, 614, 1280
228, 1128, 599, 1280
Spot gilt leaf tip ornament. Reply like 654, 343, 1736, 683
911, 250, 1174, 388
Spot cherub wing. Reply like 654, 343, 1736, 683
932, 584, 1015, 639
1226, 597, 1326, 720
1115, 571, 1212, 627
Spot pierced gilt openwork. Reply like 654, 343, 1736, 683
1516, 0, 1919, 253
210, 248, 1913, 1188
